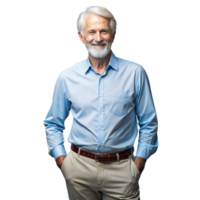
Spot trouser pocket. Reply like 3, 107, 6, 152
130, 155, 141, 179
60, 151, 72, 180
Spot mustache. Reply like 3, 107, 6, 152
90, 41, 108, 46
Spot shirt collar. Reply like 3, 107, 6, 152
84, 50, 118, 74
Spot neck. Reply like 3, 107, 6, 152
88, 50, 112, 73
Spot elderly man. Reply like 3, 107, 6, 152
44, 6, 158, 200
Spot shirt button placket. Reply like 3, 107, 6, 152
98, 77, 104, 151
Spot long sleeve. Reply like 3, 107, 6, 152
134, 66, 158, 160
43, 73, 71, 160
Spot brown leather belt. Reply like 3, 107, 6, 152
71, 143, 132, 162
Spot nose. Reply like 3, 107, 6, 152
95, 32, 103, 42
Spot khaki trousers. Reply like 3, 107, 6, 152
60, 147, 141, 200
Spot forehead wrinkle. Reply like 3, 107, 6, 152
87, 28, 110, 32
84, 13, 110, 31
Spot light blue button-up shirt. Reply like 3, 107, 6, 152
44, 50, 158, 160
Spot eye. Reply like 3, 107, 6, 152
101, 31, 108, 34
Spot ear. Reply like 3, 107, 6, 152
78, 32, 85, 44
112, 31, 116, 43
113, 31, 118, 44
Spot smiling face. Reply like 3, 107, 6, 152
78, 13, 116, 58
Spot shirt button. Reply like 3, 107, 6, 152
99, 144, 102, 147
100, 128, 102, 130
100, 111, 102, 113
100, 94, 102, 97
100, 77, 102, 79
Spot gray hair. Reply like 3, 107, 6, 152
77, 6, 117, 36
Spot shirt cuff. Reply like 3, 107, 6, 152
51, 145, 67, 160
135, 142, 159, 160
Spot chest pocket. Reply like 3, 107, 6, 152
109, 91, 132, 116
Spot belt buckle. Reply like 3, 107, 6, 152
95, 153, 107, 162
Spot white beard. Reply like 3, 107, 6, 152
83, 38, 112, 58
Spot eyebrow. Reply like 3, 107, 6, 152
87, 28, 110, 32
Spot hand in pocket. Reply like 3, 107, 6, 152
56, 155, 66, 169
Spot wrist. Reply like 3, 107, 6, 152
135, 156, 146, 164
